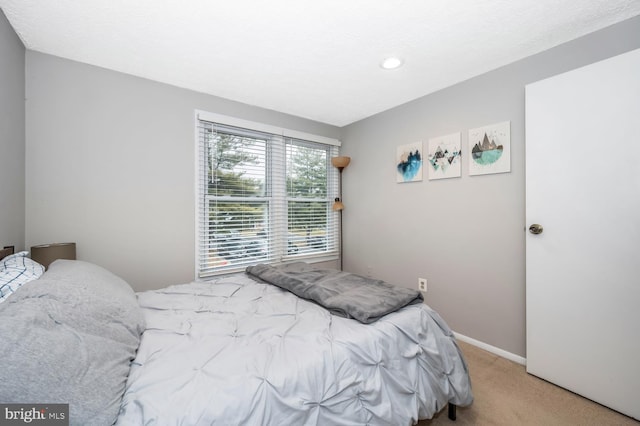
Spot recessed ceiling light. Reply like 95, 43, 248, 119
380, 57, 403, 70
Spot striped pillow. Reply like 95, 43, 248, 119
0, 251, 45, 303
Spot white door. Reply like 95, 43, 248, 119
526, 48, 640, 420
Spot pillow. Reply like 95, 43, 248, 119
0, 260, 145, 426
0, 251, 45, 303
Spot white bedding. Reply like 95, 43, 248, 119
116, 273, 472, 425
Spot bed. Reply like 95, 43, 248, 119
0, 254, 473, 425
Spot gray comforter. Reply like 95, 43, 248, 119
117, 272, 473, 425
246, 262, 424, 323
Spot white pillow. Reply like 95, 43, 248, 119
0, 251, 45, 303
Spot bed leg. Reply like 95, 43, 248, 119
448, 403, 457, 421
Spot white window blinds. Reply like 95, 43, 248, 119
197, 115, 339, 278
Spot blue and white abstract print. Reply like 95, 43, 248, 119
396, 142, 423, 182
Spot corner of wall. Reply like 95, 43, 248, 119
0, 8, 26, 250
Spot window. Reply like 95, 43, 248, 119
196, 112, 340, 277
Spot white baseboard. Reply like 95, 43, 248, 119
453, 332, 526, 366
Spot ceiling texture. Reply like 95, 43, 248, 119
2, 0, 639, 126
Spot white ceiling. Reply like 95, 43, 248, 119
2, 1, 639, 127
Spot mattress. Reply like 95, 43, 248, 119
116, 272, 472, 425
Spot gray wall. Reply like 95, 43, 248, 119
25, 52, 340, 291
0, 9, 25, 251
341, 16, 640, 357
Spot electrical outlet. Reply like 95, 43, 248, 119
418, 278, 427, 292
366, 265, 373, 277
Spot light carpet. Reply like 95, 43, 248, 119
419, 341, 639, 425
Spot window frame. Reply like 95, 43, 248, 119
195, 110, 341, 278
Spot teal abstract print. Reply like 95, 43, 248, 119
396, 142, 423, 183
428, 132, 461, 180
468, 121, 511, 176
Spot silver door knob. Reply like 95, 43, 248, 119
529, 224, 543, 234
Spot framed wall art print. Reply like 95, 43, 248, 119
427, 132, 461, 180
396, 142, 423, 183
468, 121, 511, 176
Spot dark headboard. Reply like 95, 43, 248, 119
1, 245, 15, 260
